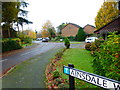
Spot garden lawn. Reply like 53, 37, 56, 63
56, 48, 102, 89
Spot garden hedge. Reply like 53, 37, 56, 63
2, 38, 22, 53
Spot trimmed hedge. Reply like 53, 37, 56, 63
2, 38, 22, 53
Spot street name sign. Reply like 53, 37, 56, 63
63, 66, 120, 90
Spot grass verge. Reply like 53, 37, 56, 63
55, 48, 102, 89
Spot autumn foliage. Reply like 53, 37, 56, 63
95, 2, 119, 29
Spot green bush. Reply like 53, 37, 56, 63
90, 42, 97, 51
64, 37, 70, 49
75, 27, 86, 41
85, 43, 91, 50
92, 33, 120, 80
19, 34, 32, 44
85, 39, 104, 51
2, 39, 22, 52
52, 71, 60, 78
67, 36, 75, 41
58, 83, 69, 88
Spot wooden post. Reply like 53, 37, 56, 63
68, 64, 75, 90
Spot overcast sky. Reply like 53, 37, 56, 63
25, 0, 104, 32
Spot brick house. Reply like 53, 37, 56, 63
61, 23, 80, 37
83, 24, 96, 34
94, 16, 120, 39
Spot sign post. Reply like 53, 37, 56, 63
63, 64, 120, 90
68, 64, 75, 90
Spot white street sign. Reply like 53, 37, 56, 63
63, 66, 120, 90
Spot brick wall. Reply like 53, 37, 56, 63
84, 25, 95, 34
61, 24, 79, 37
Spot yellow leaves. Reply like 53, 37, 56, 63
41, 30, 50, 38
95, 2, 119, 29
23, 30, 36, 39
41, 20, 53, 38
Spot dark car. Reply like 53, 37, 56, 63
42, 38, 48, 42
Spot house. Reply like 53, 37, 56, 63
83, 24, 96, 34
94, 16, 120, 39
61, 23, 80, 37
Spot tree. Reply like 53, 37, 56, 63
41, 20, 54, 38
75, 28, 86, 41
41, 30, 50, 38
48, 27, 56, 38
2, 2, 20, 37
17, 17, 33, 33
57, 23, 67, 35
64, 37, 70, 49
23, 30, 36, 39
95, 2, 119, 29
16, 1, 33, 34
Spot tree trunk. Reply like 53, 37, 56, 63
17, 22, 20, 35
7, 23, 11, 38
21, 24, 23, 34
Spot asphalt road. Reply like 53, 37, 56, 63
1, 41, 85, 88
1, 41, 64, 75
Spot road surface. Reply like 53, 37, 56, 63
1, 41, 85, 88
1, 42, 64, 75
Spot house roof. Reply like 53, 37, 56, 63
94, 16, 120, 33
61, 23, 81, 30
83, 24, 95, 29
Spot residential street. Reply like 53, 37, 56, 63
1, 41, 64, 75
1, 41, 85, 88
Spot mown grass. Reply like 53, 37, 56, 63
56, 48, 102, 89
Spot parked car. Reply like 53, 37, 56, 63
85, 37, 98, 43
36, 38, 42, 41
42, 38, 48, 42
60, 39, 63, 42
44, 37, 50, 41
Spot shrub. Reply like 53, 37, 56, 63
90, 42, 97, 51
92, 33, 120, 80
94, 39, 104, 48
64, 37, 70, 49
85, 43, 91, 50
75, 27, 86, 41
10, 38, 22, 45
58, 83, 69, 88
67, 36, 75, 41
2, 39, 22, 52
54, 36, 64, 41
52, 71, 60, 78
19, 34, 32, 44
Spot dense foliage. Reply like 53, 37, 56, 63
92, 33, 120, 81
57, 23, 67, 35
67, 36, 75, 41
75, 27, 86, 41
64, 37, 70, 49
23, 30, 36, 39
2, 38, 22, 52
2, 2, 20, 37
95, 2, 119, 29
19, 34, 32, 44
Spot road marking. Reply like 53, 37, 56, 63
20, 49, 42, 56
0, 59, 8, 63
